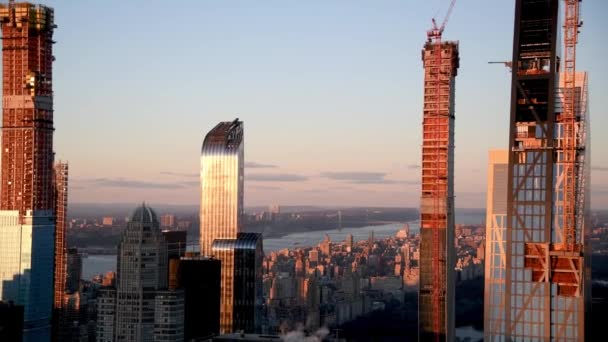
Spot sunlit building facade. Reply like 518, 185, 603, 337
200, 119, 245, 334
0, 3, 56, 340
418, 38, 459, 341
200, 119, 244, 257
212, 233, 264, 334
485, 1, 591, 340
484, 150, 509, 337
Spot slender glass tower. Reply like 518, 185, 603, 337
0, 3, 56, 341
200, 119, 244, 333
485, 1, 591, 340
200, 119, 244, 256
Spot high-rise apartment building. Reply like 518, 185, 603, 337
484, 1, 591, 340
53, 162, 68, 303
153, 290, 185, 342
201, 119, 244, 334
200, 119, 244, 256
0, 3, 56, 340
52, 161, 68, 339
212, 232, 264, 334
418, 33, 459, 341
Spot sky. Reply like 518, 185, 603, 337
16, 0, 607, 208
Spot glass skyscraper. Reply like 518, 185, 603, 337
200, 119, 244, 334
0, 3, 57, 341
200, 119, 244, 257
485, 1, 591, 340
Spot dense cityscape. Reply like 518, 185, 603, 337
0, 0, 604, 341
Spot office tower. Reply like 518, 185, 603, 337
153, 290, 185, 342
418, 17, 459, 341
212, 232, 264, 334
483, 150, 508, 338
0, 301, 24, 341
115, 204, 168, 341
96, 288, 116, 342
484, 1, 591, 340
175, 256, 221, 340
200, 119, 244, 256
0, 3, 56, 341
65, 248, 82, 293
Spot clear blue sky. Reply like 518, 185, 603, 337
27, 0, 608, 208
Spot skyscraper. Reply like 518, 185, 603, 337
483, 150, 508, 338
52, 161, 68, 338
212, 232, 264, 334
418, 32, 459, 341
485, 1, 591, 340
200, 119, 244, 334
174, 256, 221, 340
200, 119, 244, 257
0, 3, 56, 340
115, 204, 168, 341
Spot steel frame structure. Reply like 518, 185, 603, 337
418, 29, 459, 342
484, 1, 590, 340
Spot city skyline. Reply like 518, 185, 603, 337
17, 0, 606, 208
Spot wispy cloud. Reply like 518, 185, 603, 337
180, 181, 199, 187
78, 178, 184, 189
320, 171, 416, 185
247, 173, 308, 182
247, 185, 282, 191
160, 171, 198, 178
245, 161, 278, 169
408, 164, 421, 169
592, 166, 608, 172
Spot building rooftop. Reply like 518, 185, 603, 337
130, 203, 158, 225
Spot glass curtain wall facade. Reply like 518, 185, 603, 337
200, 119, 244, 257
200, 119, 244, 334
484, 1, 591, 340
212, 233, 263, 334
484, 150, 509, 338
0, 3, 56, 341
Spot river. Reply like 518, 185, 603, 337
82, 211, 484, 280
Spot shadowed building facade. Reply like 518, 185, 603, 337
115, 204, 168, 341
212, 233, 264, 334
0, 3, 56, 341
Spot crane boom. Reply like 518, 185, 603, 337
427, 0, 457, 41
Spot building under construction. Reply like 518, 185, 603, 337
484, 0, 590, 340
0, 2, 57, 341
418, 19, 459, 342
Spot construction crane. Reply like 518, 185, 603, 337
424, 0, 456, 339
427, 0, 456, 43
561, 0, 582, 252
488, 61, 513, 70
